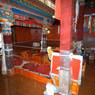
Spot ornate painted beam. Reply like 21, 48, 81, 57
10, 0, 53, 18
12, 7, 44, 20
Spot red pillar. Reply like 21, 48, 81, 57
55, 0, 61, 20
77, 4, 85, 41
60, 0, 74, 51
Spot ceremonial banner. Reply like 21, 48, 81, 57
70, 55, 83, 85
50, 52, 60, 76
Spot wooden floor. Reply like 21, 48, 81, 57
0, 74, 45, 95
0, 62, 95, 95
79, 62, 95, 95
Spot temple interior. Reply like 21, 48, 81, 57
0, 0, 95, 95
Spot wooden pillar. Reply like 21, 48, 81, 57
77, 4, 85, 41
60, 0, 74, 51
55, 1, 75, 94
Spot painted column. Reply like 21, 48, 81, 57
2, 22, 13, 69
0, 5, 14, 75
40, 28, 47, 52
1, 31, 7, 75
1, 21, 13, 75
60, 0, 73, 51
55, 0, 73, 51
55, 0, 74, 95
